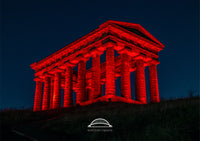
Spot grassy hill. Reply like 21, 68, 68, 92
1, 97, 199, 141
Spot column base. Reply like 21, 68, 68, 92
77, 95, 145, 106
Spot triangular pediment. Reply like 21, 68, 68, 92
100, 20, 164, 47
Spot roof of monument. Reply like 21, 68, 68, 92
114, 24, 158, 44
100, 20, 163, 46
31, 20, 164, 72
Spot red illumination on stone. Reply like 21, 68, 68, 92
52, 72, 61, 109
33, 79, 43, 111
64, 66, 73, 107
42, 77, 51, 110
77, 60, 86, 103
106, 47, 115, 96
50, 78, 54, 109
149, 64, 160, 103
135, 59, 147, 104
31, 20, 164, 111
121, 53, 131, 99
91, 53, 101, 99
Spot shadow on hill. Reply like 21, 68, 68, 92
0, 96, 199, 141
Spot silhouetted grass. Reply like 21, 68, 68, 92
0, 96, 199, 141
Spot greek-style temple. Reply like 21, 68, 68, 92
31, 20, 164, 111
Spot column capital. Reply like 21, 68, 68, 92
55, 68, 65, 73
48, 67, 64, 75
81, 57, 90, 62
68, 62, 77, 67
78, 58, 87, 63
62, 62, 76, 69
149, 59, 160, 65
118, 47, 139, 57
70, 58, 79, 64
70, 54, 87, 64
34, 77, 42, 82
97, 41, 116, 52
64, 66, 73, 76
42, 73, 54, 78
133, 54, 152, 62
118, 48, 129, 55
114, 42, 125, 51
91, 49, 103, 57
134, 54, 146, 60
71, 57, 89, 64
102, 42, 116, 49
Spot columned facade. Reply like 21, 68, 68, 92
31, 20, 164, 111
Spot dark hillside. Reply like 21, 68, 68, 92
1, 97, 199, 141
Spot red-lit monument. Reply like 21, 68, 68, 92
31, 20, 164, 111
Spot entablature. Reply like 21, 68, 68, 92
31, 21, 164, 78
33, 35, 160, 77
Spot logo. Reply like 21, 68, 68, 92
87, 118, 113, 132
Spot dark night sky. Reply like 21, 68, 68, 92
1, 0, 199, 109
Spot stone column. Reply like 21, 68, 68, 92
42, 77, 51, 110
105, 47, 115, 96
33, 79, 43, 111
64, 66, 73, 107
87, 72, 92, 101
77, 60, 86, 103
49, 79, 54, 109
52, 72, 61, 109
91, 53, 101, 99
149, 64, 160, 103
121, 53, 131, 99
135, 59, 147, 103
